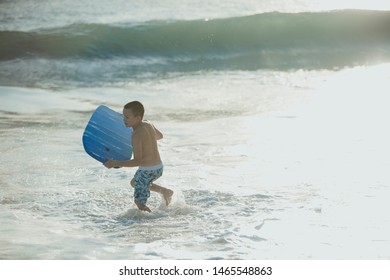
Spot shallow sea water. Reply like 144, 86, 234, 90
1, 66, 390, 259
1, 0, 390, 260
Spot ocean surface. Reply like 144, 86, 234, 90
1, 0, 390, 259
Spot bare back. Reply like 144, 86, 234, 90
132, 121, 162, 167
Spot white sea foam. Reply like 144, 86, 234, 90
1, 66, 389, 259
1, 0, 390, 260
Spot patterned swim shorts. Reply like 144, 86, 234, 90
133, 163, 163, 205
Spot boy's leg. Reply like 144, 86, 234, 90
130, 178, 173, 206
150, 183, 174, 206
131, 175, 152, 212
134, 200, 151, 212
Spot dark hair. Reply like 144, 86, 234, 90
124, 101, 144, 118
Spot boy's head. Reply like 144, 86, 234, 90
124, 101, 144, 118
123, 101, 144, 128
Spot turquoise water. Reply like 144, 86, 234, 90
1, 0, 390, 259
2, 9, 390, 87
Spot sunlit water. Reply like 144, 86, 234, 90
1, 0, 390, 259
1, 65, 389, 259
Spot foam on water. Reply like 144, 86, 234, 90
0, 68, 305, 259
1, 10, 390, 88
2, 0, 390, 32
2, 65, 390, 259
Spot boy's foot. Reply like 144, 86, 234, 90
135, 201, 152, 213
162, 189, 174, 206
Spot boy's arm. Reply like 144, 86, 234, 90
154, 125, 163, 140
104, 159, 137, 169
147, 120, 163, 140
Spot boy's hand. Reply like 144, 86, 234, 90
103, 159, 117, 169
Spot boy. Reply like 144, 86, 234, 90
103, 101, 173, 212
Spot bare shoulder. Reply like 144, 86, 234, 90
137, 121, 163, 140
148, 121, 163, 140
135, 122, 153, 137
142, 121, 155, 131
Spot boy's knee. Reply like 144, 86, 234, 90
130, 178, 135, 187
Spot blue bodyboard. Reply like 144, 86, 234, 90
82, 105, 133, 164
